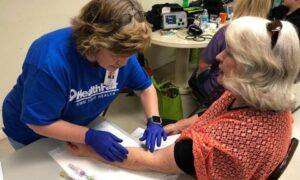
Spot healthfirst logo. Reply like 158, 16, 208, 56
69, 83, 119, 106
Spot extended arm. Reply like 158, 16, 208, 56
67, 142, 183, 174
164, 114, 198, 135
28, 120, 88, 143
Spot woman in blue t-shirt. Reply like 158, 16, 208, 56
2, 0, 166, 162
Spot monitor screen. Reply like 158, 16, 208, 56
166, 15, 176, 24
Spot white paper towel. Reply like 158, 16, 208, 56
49, 121, 178, 180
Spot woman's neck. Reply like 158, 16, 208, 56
231, 97, 247, 109
287, 4, 300, 15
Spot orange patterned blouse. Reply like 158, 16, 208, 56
177, 91, 293, 180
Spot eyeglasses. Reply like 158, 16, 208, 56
266, 20, 282, 49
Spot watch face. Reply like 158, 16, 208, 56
152, 116, 162, 124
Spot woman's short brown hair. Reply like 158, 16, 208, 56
71, 0, 151, 57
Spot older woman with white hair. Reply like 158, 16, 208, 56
189, 0, 273, 108
67, 17, 300, 179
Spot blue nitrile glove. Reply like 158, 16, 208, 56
85, 129, 128, 162
139, 123, 167, 152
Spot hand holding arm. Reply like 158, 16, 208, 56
28, 120, 128, 162
136, 84, 167, 152
85, 129, 128, 162
139, 123, 167, 152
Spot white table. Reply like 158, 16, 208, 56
151, 29, 212, 94
0, 117, 193, 180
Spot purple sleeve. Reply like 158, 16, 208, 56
202, 26, 227, 65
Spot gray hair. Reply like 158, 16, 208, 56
223, 16, 300, 111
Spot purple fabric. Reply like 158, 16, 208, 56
203, 26, 227, 65
200, 26, 227, 95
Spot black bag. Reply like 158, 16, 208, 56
145, 3, 183, 31
203, 0, 225, 17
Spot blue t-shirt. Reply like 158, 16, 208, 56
2, 28, 151, 145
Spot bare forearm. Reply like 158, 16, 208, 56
28, 120, 88, 143
91, 145, 182, 174
137, 85, 159, 118
175, 115, 198, 132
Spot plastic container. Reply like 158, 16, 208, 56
182, 0, 189, 8
201, 9, 209, 29
202, 9, 209, 23
219, 12, 227, 24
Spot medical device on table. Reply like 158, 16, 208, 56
162, 11, 187, 29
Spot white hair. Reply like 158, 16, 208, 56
223, 16, 300, 111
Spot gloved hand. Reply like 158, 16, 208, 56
85, 129, 128, 162
139, 123, 167, 152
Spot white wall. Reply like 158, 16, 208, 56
0, 0, 181, 140
140, 0, 181, 11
